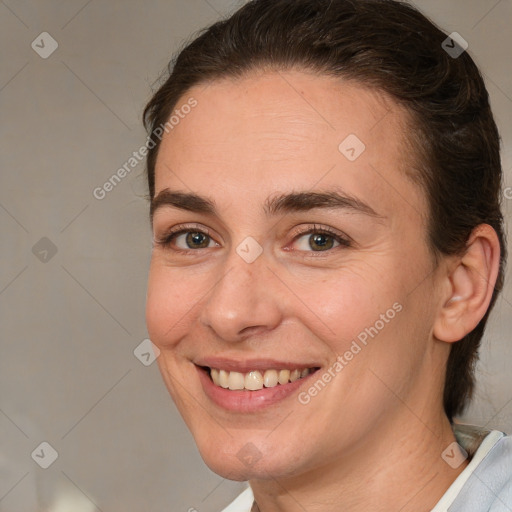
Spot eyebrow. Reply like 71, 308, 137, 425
150, 188, 384, 221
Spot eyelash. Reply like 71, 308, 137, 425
154, 223, 352, 255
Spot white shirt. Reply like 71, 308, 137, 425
220, 424, 512, 511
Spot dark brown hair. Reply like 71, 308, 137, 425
143, 0, 506, 421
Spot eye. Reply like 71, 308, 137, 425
154, 223, 351, 254
174, 231, 215, 250
154, 225, 218, 251
292, 225, 351, 252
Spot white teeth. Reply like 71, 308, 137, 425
209, 367, 314, 391
278, 369, 290, 385
228, 371, 245, 390
219, 370, 229, 389
244, 371, 263, 391
263, 369, 278, 388
290, 369, 301, 382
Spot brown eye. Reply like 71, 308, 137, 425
156, 227, 218, 251
308, 233, 335, 251
184, 232, 211, 249
292, 226, 350, 253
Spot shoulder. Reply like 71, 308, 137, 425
486, 433, 512, 510
454, 430, 512, 511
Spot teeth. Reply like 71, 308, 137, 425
278, 369, 290, 385
245, 371, 263, 391
228, 371, 245, 390
263, 369, 278, 387
208, 367, 313, 391
290, 369, 301, 382
219, 369, 229, 389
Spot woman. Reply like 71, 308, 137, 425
143, 0, 511, 510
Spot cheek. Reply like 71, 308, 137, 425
145, 262, 204, 347
293, 263, 399, 347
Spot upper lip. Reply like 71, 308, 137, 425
195, 357, 320, 373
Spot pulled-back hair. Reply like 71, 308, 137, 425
143, 0, 506, 421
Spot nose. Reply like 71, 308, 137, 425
199, 247, 284, 343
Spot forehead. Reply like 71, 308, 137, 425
154, 70, 426, 222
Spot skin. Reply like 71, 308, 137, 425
145, 70, 501, 512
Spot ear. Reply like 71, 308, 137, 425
433, 224, 501, 343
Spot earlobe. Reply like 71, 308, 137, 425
433, 224, 501, 344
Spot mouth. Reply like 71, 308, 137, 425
194, 362, 321, 412
201, 366, 318, 391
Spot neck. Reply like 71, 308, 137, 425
249, 409, 468, 512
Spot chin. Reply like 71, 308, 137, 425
196, 434, 307, 481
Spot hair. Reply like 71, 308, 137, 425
143, 0, 507, 421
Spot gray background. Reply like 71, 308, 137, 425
0, 0, 511, 511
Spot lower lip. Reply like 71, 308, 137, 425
196, 366, 318, 413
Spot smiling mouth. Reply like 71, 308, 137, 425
200, 366, 320, 391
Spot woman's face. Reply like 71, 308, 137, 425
146, 70, 448, 480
